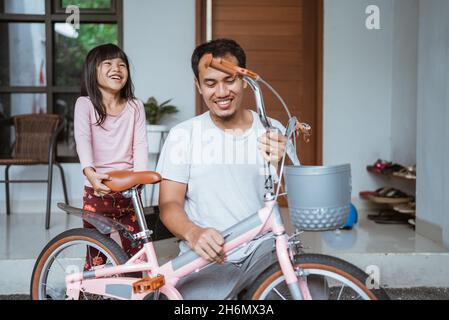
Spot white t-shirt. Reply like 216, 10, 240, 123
156, 110, 286, 253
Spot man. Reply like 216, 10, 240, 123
156, 39, 294, 299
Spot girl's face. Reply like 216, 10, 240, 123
96, 58, 129, 94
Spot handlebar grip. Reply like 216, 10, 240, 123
203, 53, 259, 80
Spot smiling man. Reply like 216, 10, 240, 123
156, 39, 291, 299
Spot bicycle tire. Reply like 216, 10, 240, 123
30, 228, 129, 300
245, 253, 389, 300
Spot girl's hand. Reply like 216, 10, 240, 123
83, 167, 112, 197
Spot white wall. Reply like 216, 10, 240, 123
416, 0, 449, 247
324, 0, 393, 195
123, 0, 196, 127
390, 0, 418, 167
123, 0, 196, 204
324, 0, 418, 200
0, 0, 196, 214
0, 1, 425, 219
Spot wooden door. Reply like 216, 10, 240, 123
196, 0, 323, 165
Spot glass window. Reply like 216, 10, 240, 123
0, 23, 46, 87
54, 93, 78, 159
0, 0, 121, 162
0, 93, 47, 117
61, 0, 112, 10
54, 23, 118, 86
1, 0, 46, 15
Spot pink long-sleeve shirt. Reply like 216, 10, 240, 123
74, 96, 148, 187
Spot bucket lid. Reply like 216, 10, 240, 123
283, 164, 351, 176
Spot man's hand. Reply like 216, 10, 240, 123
258, 120, 309, 163
257, 129, 287, 164
83, 167, 111, 197
185, 226, 226, 264
159, 180, 227, 264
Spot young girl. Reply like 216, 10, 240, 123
74, 43, 148, 269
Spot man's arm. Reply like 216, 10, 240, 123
159, 179, 226, 264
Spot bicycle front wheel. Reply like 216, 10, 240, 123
30, 228, 129, 300
246, 254, 389, 300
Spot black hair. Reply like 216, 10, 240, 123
80, 43, 136, 126
191, 38, 246, 80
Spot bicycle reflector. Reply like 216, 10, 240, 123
203, 53, 260, 81
132, 275, 165, 294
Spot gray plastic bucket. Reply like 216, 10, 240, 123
283, 164, 352, 231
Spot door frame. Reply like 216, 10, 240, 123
194, 0, 323, 165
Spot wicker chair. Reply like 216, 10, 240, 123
0, 114, 69, 229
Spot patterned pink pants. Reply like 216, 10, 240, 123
82, 186, 142, 269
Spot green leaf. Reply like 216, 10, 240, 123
159, 99, 173, 107
161, 106, 179, 114
143, 97, 179, 124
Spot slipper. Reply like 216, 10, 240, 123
371, 212, 412, 221
366, 159, 391, 174
381, 163, 405, 174
359, 187, 393, 199
393, 202, 416, 214
374, 218, 411, 225
392, 167, 416, 180
368, 188, 412, 204
367, 210, 397, 220
372, 212, 413, 224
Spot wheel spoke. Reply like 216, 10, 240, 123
33, 230, 126, 300
254, 255, 383, 300
87, 245, 93, 269
273, 287, 287, 300
55, 258, 67, 274
337, 284, 346, 300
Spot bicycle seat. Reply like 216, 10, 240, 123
103, 171, 162, 192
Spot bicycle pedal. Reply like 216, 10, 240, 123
132, 275, 165, 294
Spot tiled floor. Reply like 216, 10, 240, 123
0, 211, 180, 263
291, 210, 448, 255
1, 207, 449, 294
0, 207, 446, 262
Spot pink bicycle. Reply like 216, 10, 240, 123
31, 56, 389, 300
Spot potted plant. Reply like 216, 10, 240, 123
143, 96, 179, 154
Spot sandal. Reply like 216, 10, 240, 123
366, 159, 391, 174
372, 212, 413, 224
393, 201, 416, 214
367, 210, 398, 221
381, 163, 405, 174
392, 167, 416, 180
359, 187, 391, 199
368, 188, 412, 204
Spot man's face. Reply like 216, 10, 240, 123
196, 54, 246, 120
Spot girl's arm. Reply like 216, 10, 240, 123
74, 97, 95, 172
74, 97, 111, 195
132, 100, 149, 171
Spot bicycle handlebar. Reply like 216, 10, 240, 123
203, 53, 260, 81
204, 51, 311, 199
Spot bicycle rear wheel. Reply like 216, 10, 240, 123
246, 254, 389, 300
30, 228, 129, 300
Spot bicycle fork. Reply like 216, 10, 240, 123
271, 205, 312, 300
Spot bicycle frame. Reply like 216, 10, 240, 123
65, 190, 311, 300
64, 56, 313, 300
